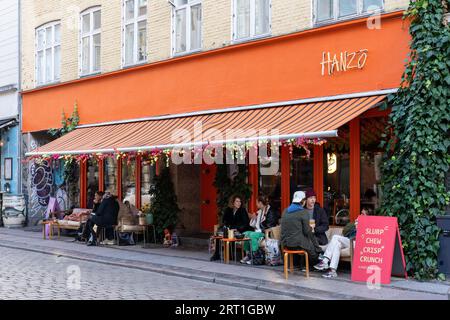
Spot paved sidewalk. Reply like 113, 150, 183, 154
0, 228, 448, 300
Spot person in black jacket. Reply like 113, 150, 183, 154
210, 195, 251, 261
76, 191, 104, 242
304, 189, 329, 246
222, 196, 251, 233
85, 193, 120, 246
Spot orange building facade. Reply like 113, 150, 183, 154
23, 12, 410, 233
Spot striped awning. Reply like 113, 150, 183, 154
26, 95, 386, 156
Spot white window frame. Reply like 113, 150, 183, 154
171, 0, 202, 56
314, 0, 384, 25
79, 6, 101, 77
232, 0, 272, 42
35, 21, 61, 86
122, 0, 148, 67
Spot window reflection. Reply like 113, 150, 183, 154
141, 158, 156, 209
122, 158, 136, 205
86, 158, 99, 209
290, 146, 314, 201
323, 124, 350, 225
104, 157, 117, 196
360, 117, 388, 214
259, 147, 281, 212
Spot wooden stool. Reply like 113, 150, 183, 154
283, 249, 309, 279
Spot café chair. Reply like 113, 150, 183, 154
283, 248, 309, 279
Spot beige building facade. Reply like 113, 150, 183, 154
21, 0, 410, 91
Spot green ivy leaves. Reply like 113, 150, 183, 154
381, 1, 450, 280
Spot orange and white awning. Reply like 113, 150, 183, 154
26, 95, 386, 156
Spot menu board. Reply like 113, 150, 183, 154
351, 215, 407, 284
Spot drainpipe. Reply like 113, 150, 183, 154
17, 0, 22, 195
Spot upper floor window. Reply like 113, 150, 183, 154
123, 0, 147, 66
36, 21, 61, 86
80, 7, 101, 76
315, 0, 384, 24
172, 0, 202, 55
233, 0, 271, 41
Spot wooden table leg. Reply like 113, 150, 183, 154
284, 253, 288, 280
43, 224, 46, 240
290, 253, 294, 273
225, 242, 229, 264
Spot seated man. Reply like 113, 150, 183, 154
84, 192, 120, 246
281, 191, 323, 267
304, 189, 329, 246
313, 207, 371, 278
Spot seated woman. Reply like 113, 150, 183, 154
240, 195, 280, 264
210, 195, 251, 261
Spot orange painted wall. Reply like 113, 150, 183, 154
22, 12, 409, 133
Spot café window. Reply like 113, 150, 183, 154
290, 146, 314, 202
172, 0, 202, 55
86, 158, 99, 209
314, 0, 384, 24
122, 158, 136, 205
259, 146, 281, 213
233, 0, 271, 41
67, 162, 81, 209
323, 124, 350, 226
141, 158, 157, 208
360, 116, 388, 214
104, 157, 118, 196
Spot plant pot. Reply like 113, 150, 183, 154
145, 213, 154, 225
139, 216, 146, 225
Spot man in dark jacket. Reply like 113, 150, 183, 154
85, 193, 120, 246
304, 189, 329, 245
281, 191, 323, 265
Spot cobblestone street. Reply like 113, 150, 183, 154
0, 247, 295, 300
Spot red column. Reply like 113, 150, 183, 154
98, 159, 104, 192
200, 163, 218, 232
117, 158, 123, 201
350, 118, 361, 222
313, 145, 324, 207
281, 145, 290, 214
79, 160, 87, 208
248, 164, 259, 213
135, 155, 142, 209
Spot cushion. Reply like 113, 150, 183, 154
119, 225, 145, 232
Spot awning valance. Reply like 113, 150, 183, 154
26, 95, 386, 156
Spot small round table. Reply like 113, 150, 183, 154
220, 237, 253, 264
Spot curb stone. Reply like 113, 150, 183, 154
0, 241, 362, 300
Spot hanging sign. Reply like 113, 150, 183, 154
321, 49, 368, 76
351, 215, 407, 284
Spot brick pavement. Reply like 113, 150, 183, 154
0, 228, 448, 300
0, 246, 295, 300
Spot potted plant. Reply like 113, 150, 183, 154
141, 203, 154, 225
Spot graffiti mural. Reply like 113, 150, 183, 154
30, 160, 53, 223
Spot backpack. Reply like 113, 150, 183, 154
265, 239, 282, 266
252, 248, 265, 265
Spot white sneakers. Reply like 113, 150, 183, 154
100, 239, 115, 245
240, 255, 250, 264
